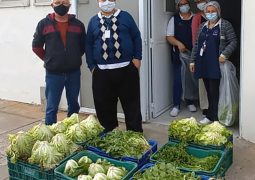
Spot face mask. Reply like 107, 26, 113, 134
197, 2, 206, 11
205, 12, 218, 22
99, 0, 116, 13
179, 4, 190, 13
54, 4, 70, 16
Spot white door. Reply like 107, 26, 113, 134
149, 0, 173, 118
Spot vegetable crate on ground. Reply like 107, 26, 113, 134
7, 152, 78, 180
131, 163, 211, 180
169, 135, 233, 176
150, 142, 225, 177
169, 134, 233, 151
86, 139, 157, 169
54, 150, 138, 180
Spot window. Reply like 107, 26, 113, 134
78, 0, 89, 4
34, 0, 51, 6
165, 0, 176, 12
0, 0, 29, 8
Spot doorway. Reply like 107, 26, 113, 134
147, 0, 241, 127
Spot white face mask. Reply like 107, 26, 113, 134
197, 2, 206, 11
179, 4, 190, 14
99, 0, 116, 13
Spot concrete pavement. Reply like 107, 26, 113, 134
0, 99, 255, 180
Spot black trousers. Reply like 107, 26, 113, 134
92, 63, 143, 133
203, 78, 220, 121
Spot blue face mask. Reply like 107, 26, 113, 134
179, 4, 190, 13
205, 12, 218, 22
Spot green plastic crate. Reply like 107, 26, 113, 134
7, 152, 78, 180
218, 148, 233, 177
8, 159, 55, 180
150, 142, 225, 177
54, 150, 138, 180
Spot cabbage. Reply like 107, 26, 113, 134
78, 156, 93, 172
202, 121, 232, 138
78, 175, 93, 180
63, 113, 79, 127
88, 163, 105, 177
66, 123, 88, 143
107, 166, 127, 180
80, 115, 104, 137
194, 132, 228, 146
50, 121, 67, 134
93, 173, 107, 180
28, 141, 63, 169
6, 131, 35, 163
168, 117, 201, 141
28, 123, 54, 142
51, 133, 80, 156
96, 158, 112, 172
64, 159, 83, 177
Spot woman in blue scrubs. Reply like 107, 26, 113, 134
190, 1, 237, 124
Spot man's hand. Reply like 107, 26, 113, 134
219, 56, 226, 64
132, 59, 141, 69
190, 63, 195, 73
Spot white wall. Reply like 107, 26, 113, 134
240, 0, 255, 143
0, 2, 73, 109
0, 4, 50, 104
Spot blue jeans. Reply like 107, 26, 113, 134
45, 69, 81, 125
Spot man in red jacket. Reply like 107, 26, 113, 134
32, 0, 86, 125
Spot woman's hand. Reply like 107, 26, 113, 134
219, 55, 226, 63
190, 63, 195, 73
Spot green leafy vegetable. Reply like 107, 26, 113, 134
63, 113, 79, 127
28, 141, 63, 169
66, 123, 88, 143
28, 123, 54, 142
80, 115, 104, 138
168, 117, 200, 142
106, 166, 127, 180
194, 132, 228, 146
51, 133, 80, 156
77, 175, 93, 180
88, 163, 105, 177
201, 121, 232, 138
93, 173, 108, 180
64, 159, 84, 177
50, 121, 67, 134
152, 143, 219, 172
88, 130, 150, 159
133, 162, 201, 180
6, 131, 35, 163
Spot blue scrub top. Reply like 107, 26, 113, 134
195, 24, 221, 79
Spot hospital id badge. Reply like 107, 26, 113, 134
104, 30, 110, 39
200, 47, 204, 56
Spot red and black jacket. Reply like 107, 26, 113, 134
32, 13, 86, 73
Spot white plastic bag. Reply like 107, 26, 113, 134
180, 51, 199, 101
218, 60, 239, 126
199, 79, 208, 110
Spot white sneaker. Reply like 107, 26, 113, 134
170, 107, 180, 117
187, 104, 197, 112
199, 117, 213, 125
